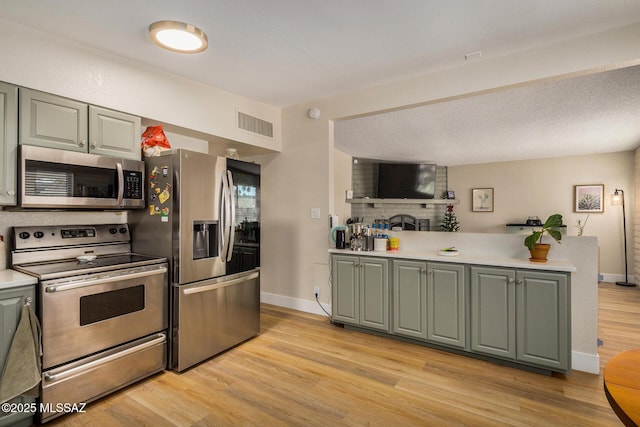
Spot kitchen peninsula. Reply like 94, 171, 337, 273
329, 230, 599, 374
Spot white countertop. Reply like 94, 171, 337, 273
0, 269, 38, 290
328, 248, 576, 272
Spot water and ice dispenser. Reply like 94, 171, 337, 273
193, 221, 219, 260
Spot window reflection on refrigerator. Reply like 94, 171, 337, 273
234, 173, 260, 245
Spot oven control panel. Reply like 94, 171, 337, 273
13, 224, 132, 250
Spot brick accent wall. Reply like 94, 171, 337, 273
349, 160, 450, 230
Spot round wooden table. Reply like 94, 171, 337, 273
604, 348, 640, 426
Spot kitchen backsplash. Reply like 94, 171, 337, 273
350, 161, 449, 230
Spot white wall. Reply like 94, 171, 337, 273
635, 148, 640, 284
448, 152, 634, 281
256, 108, 333, 313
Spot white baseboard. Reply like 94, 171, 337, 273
572, 351, 600, 374
261, 292, 601, 375
261, 292, 331, 317
600, 273, 628, 283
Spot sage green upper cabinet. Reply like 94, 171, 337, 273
427, 262, 466, 349
88, 105, 141, 159
19, 88, 141, 160
516, 270, 570, 371
470, 266, 516, 359
393, 259, 427, 340
331, 254, 390, 332
19, 88, 88, 152
0, 82, 18, 206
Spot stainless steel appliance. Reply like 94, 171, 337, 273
131, 149, 260, 372
11, 224, 167, 423
226, 158, 260, 275
18, 145, 145, 209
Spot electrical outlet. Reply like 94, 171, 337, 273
314, 286, 320, 298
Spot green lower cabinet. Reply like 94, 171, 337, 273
332, 255, 390, 332
359, 257, 390, 331
332, 255, 359, 324
332, 254, 571, 373
427, 262, 466, 349
470, 267, 516, 359
0, 285, 37, 427
392, 260, 427, 339
516, 270, 570, 371
470, 266, 570, 371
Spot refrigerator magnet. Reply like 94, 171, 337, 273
159, 189, 170, 204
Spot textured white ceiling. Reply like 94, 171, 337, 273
1, 0, 639, 164
334, 65, 640, 165
1, 0, 639, 107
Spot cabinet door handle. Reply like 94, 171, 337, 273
79, 139, 86, 147
508, 278, 515, 284
91, 141, 97, 149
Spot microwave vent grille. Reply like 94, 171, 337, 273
237, 111, 273, 138
24, 170, 73, 196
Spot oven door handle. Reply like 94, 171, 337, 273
44, 266, 167, 293
182, 271, 259, 295
43, 333, 166, 383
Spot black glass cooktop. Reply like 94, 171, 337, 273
13, 253, 166, 280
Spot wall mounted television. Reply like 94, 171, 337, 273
377, 163, 436, 199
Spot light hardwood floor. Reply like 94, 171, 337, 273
47, 282, 640, 426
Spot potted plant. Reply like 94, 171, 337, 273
524, 214, 563, 262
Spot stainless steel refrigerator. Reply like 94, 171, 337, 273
131, 149, 260, 372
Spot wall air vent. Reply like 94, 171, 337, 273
237, 111, 273, 138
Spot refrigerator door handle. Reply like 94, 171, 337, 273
219, 170, 231, 261
226, 170, 235, 262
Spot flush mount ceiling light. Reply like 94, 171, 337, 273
149, 20, 208, 53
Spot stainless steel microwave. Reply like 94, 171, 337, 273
19, 145, 145, 209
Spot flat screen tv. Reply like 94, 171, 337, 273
377, 163, 436, 199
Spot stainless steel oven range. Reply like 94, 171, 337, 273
11, 224, 167, 423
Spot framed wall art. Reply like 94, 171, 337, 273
574, 184, 604, 213
472, 188, 494, 212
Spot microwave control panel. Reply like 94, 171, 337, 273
124, 171, 143, 199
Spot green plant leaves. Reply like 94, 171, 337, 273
524, 214, 563, 250
543, 214, 563, 228
525, 232, 542, 250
